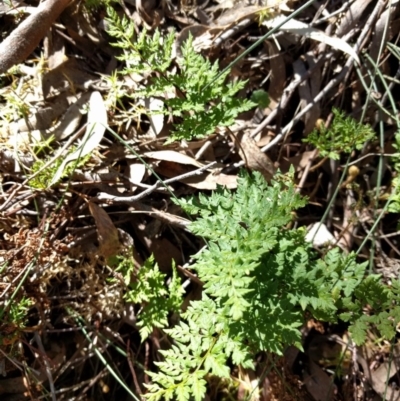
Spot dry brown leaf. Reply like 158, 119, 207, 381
144, 150, 204, 168
49, 91, 107, 186
282, 150, 316, 172
88, 202, 120, 258
214, 3, 270, 28
265, 15, 361, 64
303, 359, 335, 401
359, 344, 400, 401
153, 160, 191, 178
45, 28, 66, 70
152, 160, 236, 189
336, 0, 374, 37
235, 132, 276, 181
176, 25, 218, 55
133, 220, 182, 272
144, 237, 182, 272
181, 172, 237, 189
265, 40, 285, 104
16, 92, 69, 132
305, 53, 322, 132
369, 1, 398, 62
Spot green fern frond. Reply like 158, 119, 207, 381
115, 254, 184, 341
105, 9, 256, 142
304, 108, 375, 159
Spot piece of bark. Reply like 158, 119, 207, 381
0, 0, 72, 74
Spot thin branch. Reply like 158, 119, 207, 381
95, 161, 217, 203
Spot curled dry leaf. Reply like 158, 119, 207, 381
88, 202, 120, 258
236, 132, 276, 181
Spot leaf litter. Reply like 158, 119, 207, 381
1, 0, 400, 400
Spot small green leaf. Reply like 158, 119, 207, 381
349, 319, 368, 345
251, 89, 270, 108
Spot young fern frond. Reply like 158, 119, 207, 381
304, 108, 376, 160
114, 254, 184, 341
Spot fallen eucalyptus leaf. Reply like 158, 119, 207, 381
89, 202, 120, 258
144, 150, 204, 168
265, 15, 360, 65
49, 91, 107, 187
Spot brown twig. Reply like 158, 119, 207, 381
127, 338, 144, 400
95, 161, 218, 203
0, 0, 72, 74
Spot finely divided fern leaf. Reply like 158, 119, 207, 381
106, 10, 256, 142
139, 170, 400, 399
